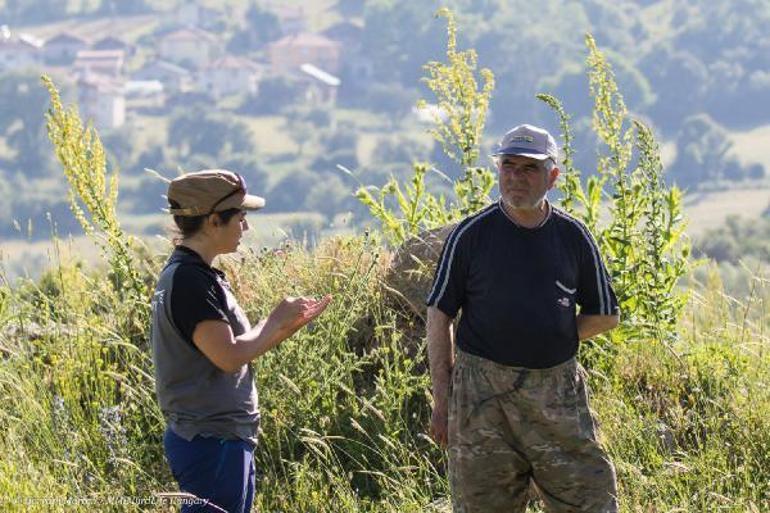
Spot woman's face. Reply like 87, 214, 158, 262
218, 210, 249, 253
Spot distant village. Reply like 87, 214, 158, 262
0, 3, 371, 130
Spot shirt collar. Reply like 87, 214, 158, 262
498, 198, 552, 230
170, 245, 226, 278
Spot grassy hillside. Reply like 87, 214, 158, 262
0, 235, 768, 512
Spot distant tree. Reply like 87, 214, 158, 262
305, 173, 358, 217
747, 163, 766, 180
336, 0, 364, 17
0, 73, 55, 177
320, 122, 358, 153
3, 0, 67, 23
696, 215, 770, 264
363, 82, 418, 122
239, 77, 303, 115
669, 114, 732, 187
639, 47, 708, 135
285, 106, 333, 156
311, 149, 359, 175
371, 135, 429, 166
581, 0, 643, 51
362, 0, 447, 84
671, 0, 770, 126
668, 114, 759, 188
268, 171, 318, 212
168, 107, 255, 158
218, 153, 269, 196
97, 0, 152, 15
227, 3, 282, 54
135, 145, 167, 175
100, 126, 137, 169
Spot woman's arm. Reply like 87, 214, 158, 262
192, 295, 332, 373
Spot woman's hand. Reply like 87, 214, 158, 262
268, 294, 332, 338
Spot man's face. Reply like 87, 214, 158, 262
496, 155, 559, 209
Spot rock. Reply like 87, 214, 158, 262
383, 223, 457, 319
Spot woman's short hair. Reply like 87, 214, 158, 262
169, 200, 242, 240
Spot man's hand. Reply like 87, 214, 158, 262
268, 295, 333, 338
430, 401, 449, 448
427, 306, 454, 450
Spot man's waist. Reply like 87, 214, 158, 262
455, 339, 577, 370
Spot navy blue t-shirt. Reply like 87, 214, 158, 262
426, 200, 619, 368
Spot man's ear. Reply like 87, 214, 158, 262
548, 166, 560, 189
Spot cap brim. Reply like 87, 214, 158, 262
491, 147, 551, 160
240, 194, 266, 210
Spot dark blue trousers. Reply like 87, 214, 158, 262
163, 427, 255, 513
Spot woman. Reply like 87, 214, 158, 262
150, 169, 331, 513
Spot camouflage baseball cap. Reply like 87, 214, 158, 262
167, 169, 265, 217
492, 124, 559, 161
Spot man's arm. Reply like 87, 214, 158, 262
427, 305, 455, 448
576, 313, 619, 341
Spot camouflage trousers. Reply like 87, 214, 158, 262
448, 350, 618, 513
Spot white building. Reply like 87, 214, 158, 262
158, 27, 221, 69
0, 26, 43, 72
44, 32, 89, 64
73, 50, 125, 78
78, 74, 125, 129
198, 56, 263, 99
132, 59, 192, 94
299, 63, 340, 106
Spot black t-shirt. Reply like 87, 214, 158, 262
168, 246, 243, 342
426, 200, 619, 368
151, 245, 258, 444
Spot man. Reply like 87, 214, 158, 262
426, 124, 620, 512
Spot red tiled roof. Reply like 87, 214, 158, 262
270, 32, 341, 49
162, 27, 220, 44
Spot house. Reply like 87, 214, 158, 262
158, 27, 222, 69
322, 20, 364, 50
267, 33, 342, 75
77, 74, 125, 129
92, 36, 135, 57
0, 27, 43, 72
131, 59, 192, 94
125, 80, 165, 109
73, 50, 125, 78
198, 56, 263, 99
44, 32, 89, 64
299, 63, 340, 106
322, 20, 373, 85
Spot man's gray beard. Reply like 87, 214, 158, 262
502, 193, 547, 211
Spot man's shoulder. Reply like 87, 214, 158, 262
450, 202, 500, 239
550, 207, 597, 241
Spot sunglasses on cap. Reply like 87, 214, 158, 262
208, 173, 248, 215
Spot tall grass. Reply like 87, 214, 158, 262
1, 231, 768, 512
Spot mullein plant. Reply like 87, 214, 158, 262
42, 75, 150, 343
355, 8, 496, 247
538, 35, 690, 343
357, 15, 690, 342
